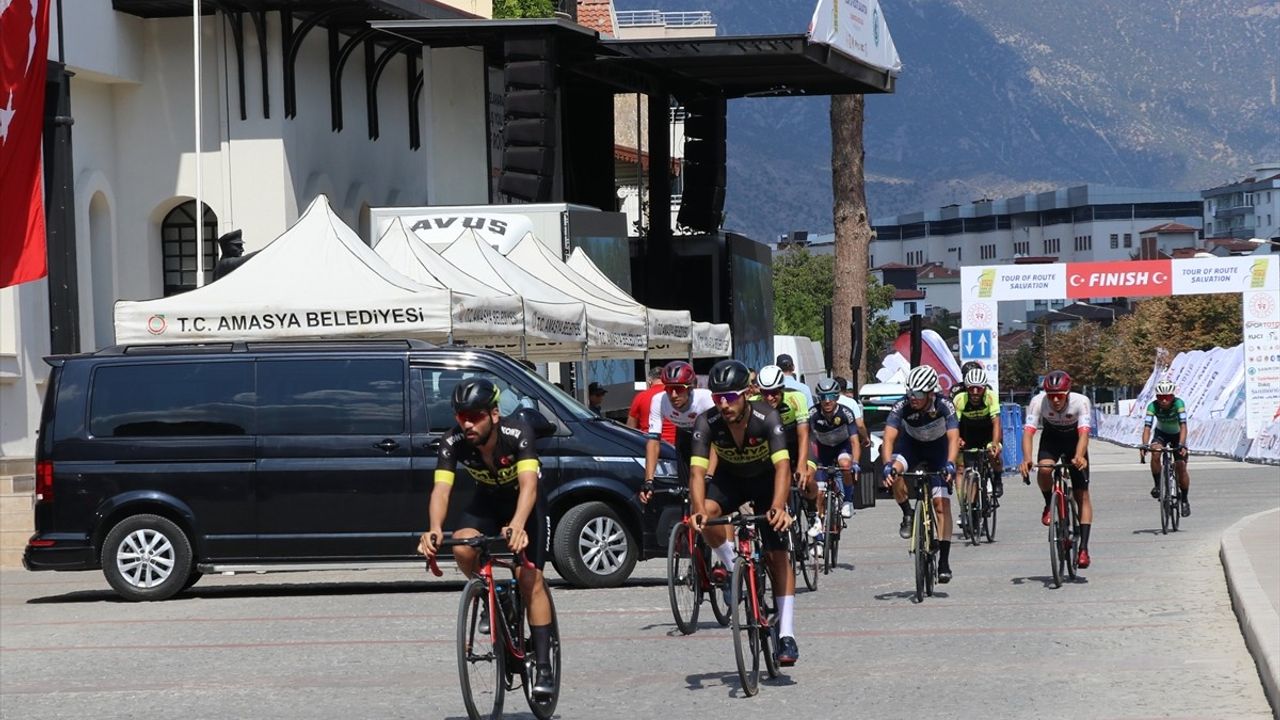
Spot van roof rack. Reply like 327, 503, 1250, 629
96, 338, 436, 355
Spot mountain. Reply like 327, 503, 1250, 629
624, 0, 1280, 243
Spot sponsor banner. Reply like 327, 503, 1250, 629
960, 264, 1066, 302
806, 0, 902, 74
1172, 256, 1280, 296
647, 309, 691, 343
116, 299, 446, 344
1243, 289, 1280, 438
402, 212, 533, 254
1065, 259, 1171, 299
692, 321, 733, 358
450, 293, 524, 336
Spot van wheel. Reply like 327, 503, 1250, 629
101, 514, 193, 602
553, 502, 636, 588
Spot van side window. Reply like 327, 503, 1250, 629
90, 362, 254, 437
258, 359, 404, 435
418, 368, 537, 434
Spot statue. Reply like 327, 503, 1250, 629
213, 230, 256, 280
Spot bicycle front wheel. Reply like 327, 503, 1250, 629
797, 506, 819, 592
457, 579, 505, 720
667, 522, 701, 634
1048, 494, 1063, 589
1066, 499, 1081, 580
984, 478, 998, 543
913, 504, 927, 603
1168, 464, 1181, 533
758, 560, 780, 680
522, 580, 560, 720
730, 558, 761, 696
824, 491, 841, 573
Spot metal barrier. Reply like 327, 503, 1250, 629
999, 403, 1024, 472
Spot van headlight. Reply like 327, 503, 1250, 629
636, 458, 680, 479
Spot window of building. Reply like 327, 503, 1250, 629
257, 359, 405, 435
904, 302, 917, 314
1109, 233, 1119, 249
1014, 240, 1030, 256
1043, 238, 1060, 254
90, 362, 255, 437
979, 244, 996, 260
1123, 233, 1132, 248
161, 201, 218, 296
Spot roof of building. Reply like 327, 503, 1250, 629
1013, 255, 1058, 264
1141, 222, 1198, 234
1204, 237, 1262, 253
874, 262, 913, 270
916, 262, 959, 281
892, 289, 927, 301
999, 329, 1034, 346
577, 0, 614, 36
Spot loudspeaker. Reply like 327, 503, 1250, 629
677, 96, 726, 232
499, 39, 556, 202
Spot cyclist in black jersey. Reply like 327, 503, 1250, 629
419, 378, 556, 698
689, 360, 799, 665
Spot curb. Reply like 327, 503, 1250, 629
1221, 507, 1280, 720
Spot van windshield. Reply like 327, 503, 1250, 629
518, 367, 596, 421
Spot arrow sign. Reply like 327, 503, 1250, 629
960, 328, 993, 360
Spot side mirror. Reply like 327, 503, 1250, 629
512, 407, 556, 439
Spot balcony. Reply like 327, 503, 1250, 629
615, 10, 715, 28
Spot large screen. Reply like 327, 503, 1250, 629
567, 211, 633, 386
727, 233, 773, 373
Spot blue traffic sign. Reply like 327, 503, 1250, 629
961, 329, 993, 360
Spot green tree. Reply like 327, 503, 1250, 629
1099, 294, 1242, 387
493, 0, 555, 19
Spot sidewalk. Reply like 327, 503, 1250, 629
1222, 506, 1280, 719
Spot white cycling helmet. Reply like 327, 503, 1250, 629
757, 364, 786, 392
1154, 380, 1176, 396
964, 367, 988, 387
906, 365, 939, 393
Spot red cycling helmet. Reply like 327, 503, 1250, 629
661, 360, 697, 387
1042, 370, 1072, 394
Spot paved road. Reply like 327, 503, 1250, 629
2, 441, 1275, 720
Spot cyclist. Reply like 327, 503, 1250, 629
419, 378, 556, 698
879, 365, 960, 583
1140, 380, 1191, 517
640, 360, 714, 499
951, 360, 986, 400
689, 360, 798, 665
954, 366, 1004, 533
834, 376, 872, 450
1020, 370, 1094, 569
808, 377, 862, 522
757, 363, 812, 486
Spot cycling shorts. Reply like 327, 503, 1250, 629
1151, 429, 1184, 455
811, 440, 854, 483
1036, 432, 1090, 490
455, 488, 550, 571
704, 474, 786, 552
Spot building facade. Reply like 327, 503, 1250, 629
1201, 162, 1280, 242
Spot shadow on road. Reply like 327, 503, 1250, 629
1010, 575, 1090, 588
872, 589, 950, 602
684, 670, 796, 697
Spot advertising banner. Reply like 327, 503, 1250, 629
806, 0, 902, 74
960, 264, 1066, 302
1243, 289, 1280, 438
1065, 259, 1171, 299
1172, 256, 1279, 296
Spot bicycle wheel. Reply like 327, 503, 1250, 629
984, 474, 998, 543
913, 503, 927, 603
1066, 499, 1080, 581
457, 579, 505, 720
825, 491, 841, 572
522, 581, 560, 720
1168, 463, 1181, 533
797, 506, 819, 592
1048, 490, 1063, 589
1158, 460, 1171, 535
667, 522, 701, 635
757, 560, 780, 679
730, 557, 761, 696
924, 505, 936, 598
706, 538, 732, 627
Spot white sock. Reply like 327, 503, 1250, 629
713, 540, 736, 568
777, 594, 795, 638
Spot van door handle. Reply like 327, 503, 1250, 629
424, 439, 441, 452
374, 439, 400, 452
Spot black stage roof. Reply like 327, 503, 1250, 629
112, 0, 473, 25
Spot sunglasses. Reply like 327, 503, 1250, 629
907, 390, 929, 400
761, 389, 783, 398
455, 409, 489, 425
712, 391, 744, 405
818, 393, 840, 402
1047, 392, 1068, 400
665, 384, 691, 395
1156, 394, 1174, 401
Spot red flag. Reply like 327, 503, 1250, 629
0, 0, 50, 288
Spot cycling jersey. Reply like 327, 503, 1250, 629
1024, 392, 1092, 439
886, 395, 959, 444
1145, 397, 1187, 435
647, 388, 715, 438
836, 395, 864, 419
690, 402, 789, 479
435, 418, 541, 490
807, 404, 858, 448
766, 389, 808, 462
954, 389, 1000, 446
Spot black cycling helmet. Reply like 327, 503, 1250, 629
960, 360, 984, 376
707, 359, 751, 393
452, 377, 500, 412
1042, 370, 1072, 394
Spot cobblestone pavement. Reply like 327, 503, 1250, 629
1, 441, 1275, 719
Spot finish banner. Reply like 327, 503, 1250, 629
1065, 260, 1171, 299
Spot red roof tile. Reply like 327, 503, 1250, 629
875, 262, 913, 270
1140, 222, 1197, 234
577, 0, 613, 35
893, 289, 926, 300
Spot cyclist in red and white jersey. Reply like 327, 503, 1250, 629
643, 361, 714, 488
1021, 370, 1095, 568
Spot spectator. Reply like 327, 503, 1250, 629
775, 353, 814, 406
588, 382, 608, 416
628, 366, 676, 444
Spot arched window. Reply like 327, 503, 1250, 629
161, 201, 217, 296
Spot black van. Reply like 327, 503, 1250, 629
24, 339, 684, 600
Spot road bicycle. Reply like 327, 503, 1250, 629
959, 448, 998, 545
428, 534, 560, 720
896, 468, 946, 603
651, 485, 731, 634
1029, 456, 1081, 588
1142, 443, 1182, 535
812, 463, 848, 574
704, 512, 781, 696
787, 473, 820, 591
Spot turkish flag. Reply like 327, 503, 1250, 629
0, 0, 50, 289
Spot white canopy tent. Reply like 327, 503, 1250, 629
564, 247, 732, 358
114, 196, 454, 344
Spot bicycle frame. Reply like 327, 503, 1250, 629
706, 514, 772, 626
429, 535, 533, 661
653, 485, 717, 593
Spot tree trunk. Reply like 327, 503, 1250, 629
830, 94, 871, 384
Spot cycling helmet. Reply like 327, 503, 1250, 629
815, 377, 841, 397
1154, 380, 1176, 396
1042, 370, 1072, 394
707, 359, 751, 393
964, 367, 988, 388
661, 360, 697, 387
757, 365, 785, 392
906, 365, 939, 394
960, 360, 984, 376
453, 377, 500, 412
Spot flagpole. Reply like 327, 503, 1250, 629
193, 0, 204, 287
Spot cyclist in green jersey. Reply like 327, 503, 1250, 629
954, 367, 1004, 505
756, 364, 813, 487
1139, 380, 1191, 517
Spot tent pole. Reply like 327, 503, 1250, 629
580, 346, 589, 404
521, 304, 527, 360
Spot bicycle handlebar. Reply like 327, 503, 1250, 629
703, 513, 772, 527
424, 532, 536, 576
